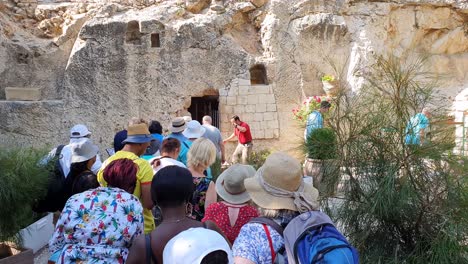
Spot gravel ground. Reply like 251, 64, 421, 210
34, 246, 50, 264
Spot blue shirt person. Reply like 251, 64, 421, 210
304, 101, 331, 141
405, 109, 431, 145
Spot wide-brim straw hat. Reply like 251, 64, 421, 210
216, 164, 256, 204
182, 120, 206, 139
244, 152, 319, 211
170, 117, 186, 133
122, 123, 155, 144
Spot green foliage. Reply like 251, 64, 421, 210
247, 149, 271, 170
323, 54, 468, 263
322, 75, 335, 82
211, 158, 222, 182
0, 148, 50, 244
305, 128, 337, 160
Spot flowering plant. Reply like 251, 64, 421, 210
321, 75, 335, 82
292, 96, 332, 126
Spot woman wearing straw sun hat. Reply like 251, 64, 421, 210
202, 164, 259, 244
233, 152, 319, 264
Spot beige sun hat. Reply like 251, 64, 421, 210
216, 164, 256, 204
244, 152, 319, 212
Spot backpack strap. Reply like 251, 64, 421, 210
250, 217, 284, 236
182, 141, 190, 149
55, 144, 65, 176
262, 224, 276, 264
145, 233, 157, 264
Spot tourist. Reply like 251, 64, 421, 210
233, 152, 319, 263
49, 159, 144, 264
98, 123, 156, 234
163, 228, 233, 264
149, 138, 186, 174
166, 117, 191, 164
304, 101, 331, 141
187, 137, 217, 220
126, 166, 228, 264
405, 107, 431, 145
113, 117, 148, 152
202, 164, 259, 244
223, 115, 253, 164
184, 120, 215, 178
202, 115, 226, 164
148, 119, 164, 144
63, 140, 100, 200
46, 124, 102, 177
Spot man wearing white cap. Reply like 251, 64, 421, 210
46, 124, 102, 178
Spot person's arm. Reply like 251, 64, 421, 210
139, 163, 155, 209
205, 181, 216, 210
140, 184, 153, 210
126, 235, 146, 264
220, 141, 226, 163
223, 132, 236, 143
419, 128, 425, 144
48, 199, 73, 257
236, 124, 247, 132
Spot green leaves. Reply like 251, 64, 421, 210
0, 148, 49, 244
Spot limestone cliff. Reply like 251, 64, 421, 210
0, 0, 466, 154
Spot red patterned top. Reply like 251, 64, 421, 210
202, 202, 259, 244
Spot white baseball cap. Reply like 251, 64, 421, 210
163, 228, 233, 264
70, 124, 91, 138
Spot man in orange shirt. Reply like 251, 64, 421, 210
223, 115, 253, 164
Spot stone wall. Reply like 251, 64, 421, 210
0, 0, 467, 157
219, 78, 279, 140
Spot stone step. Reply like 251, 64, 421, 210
5, 87, 41, 101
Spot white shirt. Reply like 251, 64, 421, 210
148, 156, 186, 175
47, 138, 102, 177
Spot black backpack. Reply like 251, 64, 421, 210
33, 145, 67, 213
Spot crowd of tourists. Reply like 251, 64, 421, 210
44, 114, 358, 264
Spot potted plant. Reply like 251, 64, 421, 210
0, 147, 52, 263
303, 128, 340, 196
321, 75, 338, 96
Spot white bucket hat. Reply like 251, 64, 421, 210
163, 228, 233, 264
71, 139, 99, 163
183, 120, 206, 139
216, 164, 256, 204
170, 117, 186, 133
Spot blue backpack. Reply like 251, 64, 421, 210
251, 211, 359, 264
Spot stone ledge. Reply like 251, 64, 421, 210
5, 87, 42, 101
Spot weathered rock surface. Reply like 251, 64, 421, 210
0, 0, 467, 155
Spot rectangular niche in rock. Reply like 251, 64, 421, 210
250, 64, 268, 85
151, 33, 161, 48
125, 20, 142, 45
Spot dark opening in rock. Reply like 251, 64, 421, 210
250, 64, 268, 85
188, 95, 220, 128
16, 53, 30, 64
126, 21, 141, 45
151, 33, 161, 48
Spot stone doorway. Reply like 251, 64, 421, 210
188, 95, 220, 128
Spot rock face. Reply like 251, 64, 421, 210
0, 0, 467, 155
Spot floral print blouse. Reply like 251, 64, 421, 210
49, 187, 144, 264
190, 176, 211, 221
